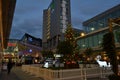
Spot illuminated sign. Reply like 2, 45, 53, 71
8, 43, 16, 47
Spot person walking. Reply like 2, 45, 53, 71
7, 59, 13, 74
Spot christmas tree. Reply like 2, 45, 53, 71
65, 24, 76, 47
64, 24, 79, 60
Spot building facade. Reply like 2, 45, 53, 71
21, 33, 42, 47
0, 0, 16, 72
18, 33, 42, 64
76, 4, 120, 51
42, 0, 71, 50
3, 39, 18, 62
0, 0, 16, 49
83, 4, 120, 33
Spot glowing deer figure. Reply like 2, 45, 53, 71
96, 55, 111, 67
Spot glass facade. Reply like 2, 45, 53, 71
77, 26, 120, 49
77, 4, 120, 50
84, 5, 120, 33
77, 32, 104, 49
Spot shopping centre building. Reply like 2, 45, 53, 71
17, 33, 42, 64
76, 4, 120, 53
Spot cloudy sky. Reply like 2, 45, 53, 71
10, 0, 120, 39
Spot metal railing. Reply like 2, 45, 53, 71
22, 64, 114, 80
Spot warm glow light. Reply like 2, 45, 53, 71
103, 57, 107, 60
81, 33, 85, 36
35, 59, 38, 63
117, 56, 119, 60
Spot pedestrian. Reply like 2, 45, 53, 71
7, 59, 13, 74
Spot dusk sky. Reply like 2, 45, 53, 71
10, 0, 120, 39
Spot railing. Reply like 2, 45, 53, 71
22, 64, 113, 80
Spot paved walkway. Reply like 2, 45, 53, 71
87, 77, 109, 80
0, 66, 109, 80
0, 66, 44, 80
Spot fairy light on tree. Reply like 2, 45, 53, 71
64, 24, 79, 61
65, 24, 76, 48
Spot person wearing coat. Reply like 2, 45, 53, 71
7, 59, 13, 74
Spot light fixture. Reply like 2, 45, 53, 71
80, 32, 85, 36
91, 28, 95, 31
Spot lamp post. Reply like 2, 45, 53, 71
108, 18, 120, 76
108, 18, 120, 32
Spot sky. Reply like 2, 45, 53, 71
10, 0, 120, 39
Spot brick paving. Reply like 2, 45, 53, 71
0, 66, 44, 80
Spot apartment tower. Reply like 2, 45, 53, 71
42, 0, 71, 50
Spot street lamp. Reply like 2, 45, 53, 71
108, 18, 120, 76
